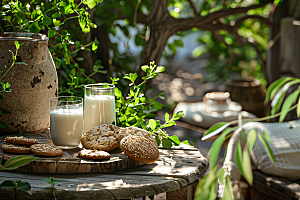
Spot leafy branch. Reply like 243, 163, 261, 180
112, 61, 185, 148
142, 111, 189, 148
113, 61, 165, 128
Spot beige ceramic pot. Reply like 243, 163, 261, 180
0, 32, 58, 132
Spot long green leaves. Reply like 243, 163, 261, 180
208, 127, 234, 168
265, 77, 300, 122
202, 122, 230, 140
1, 156, 38, 170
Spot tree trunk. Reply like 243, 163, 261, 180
136, 0, 172, 84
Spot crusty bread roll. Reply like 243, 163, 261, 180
120, 135, 159, 164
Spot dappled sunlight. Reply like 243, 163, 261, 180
76, 179, 132, 191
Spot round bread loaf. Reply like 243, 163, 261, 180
120, 135, 159, 164
118, 126, 157, 147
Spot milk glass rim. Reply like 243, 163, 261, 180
84, 83, 115, 90
50, 96, 83, 103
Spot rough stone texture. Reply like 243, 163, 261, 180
0, 33, 58, 132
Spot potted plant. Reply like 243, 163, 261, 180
194, 76, 300, 199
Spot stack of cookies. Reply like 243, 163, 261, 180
1, 136, 63, 157
80, 124, 159, 163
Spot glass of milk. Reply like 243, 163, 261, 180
50, 96, 83, 149
84, 83, 115, 133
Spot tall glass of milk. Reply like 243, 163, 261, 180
50, 96, 83, 149
84, 84, 115, 133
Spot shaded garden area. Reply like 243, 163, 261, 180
2, 0, 300, 199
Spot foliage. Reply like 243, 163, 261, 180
112, 61, 186, 147
112, 61, 164, 127
0, 0, 103, 98
195, 76, 300, 199
0, 155, 38, 170
0, 41, 27, 129
44, 177, 60, 189
191, 1, 270, 85
0, 180, 31, 191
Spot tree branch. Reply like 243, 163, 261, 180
187, 0, 199, 16
171, 0, 273, 33
201, 0, 273, 23
234, 15, 272, 27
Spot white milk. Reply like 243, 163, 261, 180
50, 109, 83, 148
84, 95, 116, 133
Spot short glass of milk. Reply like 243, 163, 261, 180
84, 84, 116, 133
50, 96, 83, 149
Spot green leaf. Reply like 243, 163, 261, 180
235, 140, 244, 177
4, 156, 38, 170
84, 0, 97, 9
242, 145, 253, 185
0, 121, 8, 129
202, 122, 230, 139
0, 180, 15, 189
43, 16, 52, 25
114, 87, 122, 97
43, 179, 51, 184
64, 52, 70, 65
155, 66, 165, 73
71, 68, 76, 76
16, 12, 25, 22
168, 135, 180, 146
265, 77, 294, 103
148, 119, 156, 130
217, 168, 225, 184
165, 113, 170, 123
247, 129, 257, 154
51, 12, 61, 19
14, 41, 20, 50
141, 65, 150, 73
258, 133, 275, 166
162, 138, 172, 148
174, 39, 184, 47
48, 27, 57, 38
297, 97, 300, 118
15, 62, 28, 66
270, 77, 297, 102
223, 176, 233, 200
0, 95, 3, 100
92, 42, 98, 52
262, 131, 271, 142
16, 181, 31, 191
208, 127, 233, 168
208, 179, 217, 200
29, 22, 41, 33
53, 19, 62, 27
172, 111, 184, 121
279, 89, 300, 122
271, 80, 300, 114
181, 140, 189, 145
